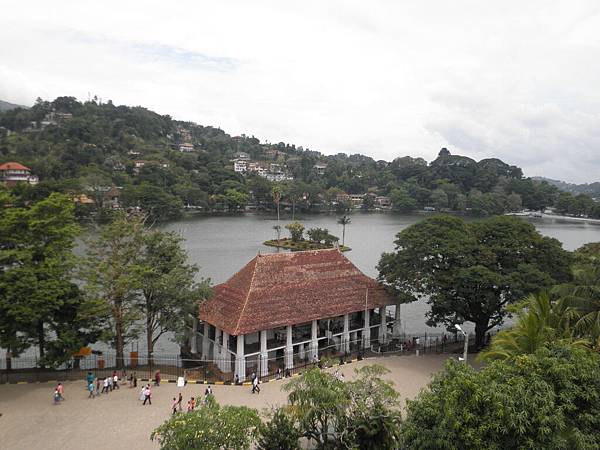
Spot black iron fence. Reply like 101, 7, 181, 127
0, 332, 473, 384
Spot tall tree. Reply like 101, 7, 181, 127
138, 230, 211, 363
82, 213, 146, 368
378, 215, 572, 348
337, 214, 351, 246
0, 192, 98, 366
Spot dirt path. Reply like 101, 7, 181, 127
0, 353, 465, 450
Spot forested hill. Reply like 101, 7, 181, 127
533, 177, 600, 199
0, 99, 26, 112
0, 96, 598, 220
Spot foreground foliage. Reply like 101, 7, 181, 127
150, 397, 261, 450
402, 344, 600, 450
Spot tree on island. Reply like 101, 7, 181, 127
378, 215, 572, 348
285, 221, 305, 242
337, 214, 351, 246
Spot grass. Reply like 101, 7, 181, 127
263, 238, 351, 252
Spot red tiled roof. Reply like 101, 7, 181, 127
199, 249, 395, 336
0, 162, 30, 171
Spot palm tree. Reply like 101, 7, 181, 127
337, 215, 351, 247
554, 262, 600, 348
272, 185, 282, 224
479, 291, 581, 361
272, 225, 282, 242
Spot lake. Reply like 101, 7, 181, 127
159, 212, 600, 341
9, 212, 600, 360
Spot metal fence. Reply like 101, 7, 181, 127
0, 332, 472, 384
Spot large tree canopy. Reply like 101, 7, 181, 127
0, 191, 100, 365
377, 215, 572, 347
401, 344, 600, 449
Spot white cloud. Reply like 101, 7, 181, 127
1, 0, 599, 182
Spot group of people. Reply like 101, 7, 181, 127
169, 385, 214, 414
85, 370, 136, 399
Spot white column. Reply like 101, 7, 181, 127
260, 330, 268, 377
379, 307, 388, 343
201, 322, 210, 360
285, 325, 294, 369
222, 331, 231, 373
235, 334, 246, 382
342, 314, 350, 353
311, 320, 319, 360
190, 318, 198, 354
393, 304, 402, 336
363, 309, 371, 348
214, 327, 222, 371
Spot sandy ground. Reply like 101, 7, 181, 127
0, 354, 468, 450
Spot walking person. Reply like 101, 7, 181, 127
252, 376, 260, 394
171, 397, 178, 415
53, 388, 60, 405
187, 399, 192, 412
139, 386, 146, 402
133, 372, 137, 388
102, 377, 109, 394
143, 385, 152, 405
177, 393, 183, 412
88, 381, 95, 398
107, 375, 113, 392
56, 383, 65, 401
113, 373, 120, 390
190, 396, 195, 411
154, 370, 161, 387
95, 377, 101, 396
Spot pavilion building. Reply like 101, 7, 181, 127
197, 248, 400, 381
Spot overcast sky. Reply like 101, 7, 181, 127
1, 1, 599, 183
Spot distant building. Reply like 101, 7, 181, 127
179, 143, 195, 153
234, 160, 248, 173
234, 152, 250, 161
349, 194, 365, 207
375, 196, 391, 208
0, 162, 38, 187
314, 163, 328, 175
103, 186, 121, 209
264, 149, 279, 159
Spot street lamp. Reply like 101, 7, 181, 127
455, 324, 468, 365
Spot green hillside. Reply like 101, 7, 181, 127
0, 96, 598, 220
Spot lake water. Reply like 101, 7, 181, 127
161, 212, 600, 339
8, 213, 600, 360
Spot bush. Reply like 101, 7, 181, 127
256, 409, 300, 450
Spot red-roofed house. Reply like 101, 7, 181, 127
0, 162, 39, 187
198, 249, 399, 381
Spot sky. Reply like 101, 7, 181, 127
1, 1, 600, 183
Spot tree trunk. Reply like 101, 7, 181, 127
147, 314, 154, 367
342, 226, 346, 246
37, 320, 45, 367
115, 320, 125, 369
474, 320, 489, 350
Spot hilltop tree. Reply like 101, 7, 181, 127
378, 215, 572, 348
